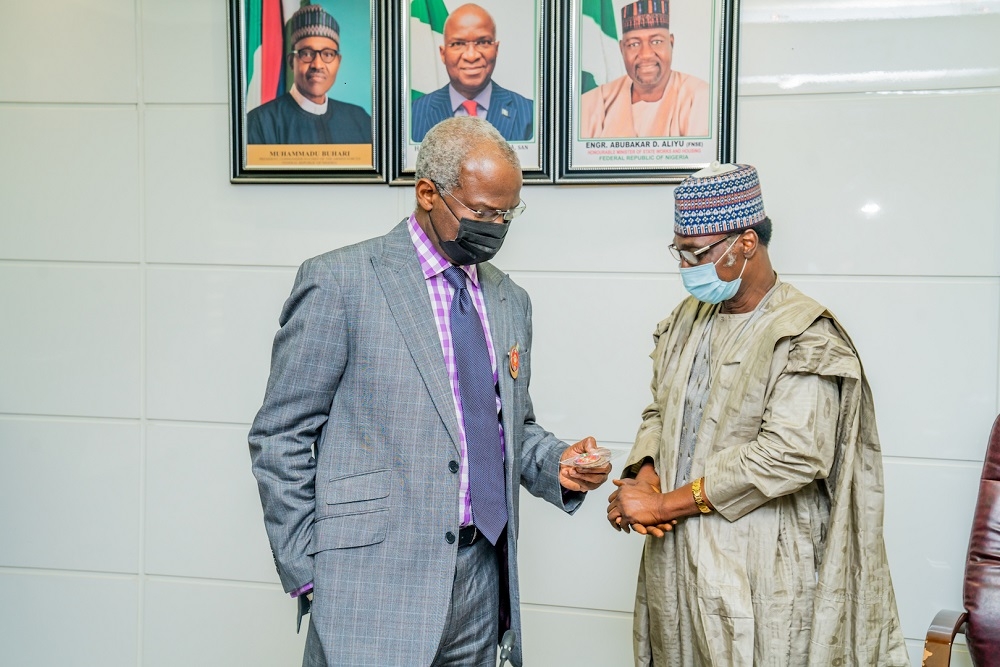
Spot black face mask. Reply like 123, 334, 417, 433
431, 193, 511, 265
439, 217, 510, 265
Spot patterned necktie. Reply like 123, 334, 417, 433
461, 99, 479, 117
443, 266, 507, 545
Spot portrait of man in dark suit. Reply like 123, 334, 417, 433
411, 3, 534, 143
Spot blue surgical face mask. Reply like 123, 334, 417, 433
679, 236, 747, 304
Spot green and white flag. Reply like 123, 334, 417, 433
580, 0, 624, 93
410, 0, 451, 103
245, 0, 305, 112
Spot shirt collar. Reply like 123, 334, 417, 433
448, 82, 493, 115
290, 84, 328, 115
407, 213, 479, 286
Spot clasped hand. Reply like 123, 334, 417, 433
606, 461, 678, 538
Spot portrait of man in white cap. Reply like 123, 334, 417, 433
580, 0, 709, 139
247, 4, 372, 145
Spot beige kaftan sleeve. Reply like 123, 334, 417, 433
703, 318, 848, 521
622, 314, 674, 479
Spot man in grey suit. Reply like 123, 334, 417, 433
250, 116, 609, 667
410, 3, 534, 143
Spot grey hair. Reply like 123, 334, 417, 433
414, 117, 519, 190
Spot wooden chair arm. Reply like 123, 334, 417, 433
923, 609, 967, 667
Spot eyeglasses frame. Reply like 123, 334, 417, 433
290, 47, 341, 64
435, 183, 526, 223
669, 233, 741, 265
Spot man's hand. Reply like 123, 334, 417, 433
558, 436, 611, 492
607, 460, 677, 537
607, 461, 677, 537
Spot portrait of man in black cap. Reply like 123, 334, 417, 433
247, 4, 372, 146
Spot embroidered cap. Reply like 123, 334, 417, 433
289, 4, 340, 46
674, 164, 767, 236
621, 0, 669, 33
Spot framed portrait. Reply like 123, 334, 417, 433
228, 0, 385, 183
388, 0, 553, 184
558, 0, 739, 183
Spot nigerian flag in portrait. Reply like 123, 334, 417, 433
580, 0, 626, 93
409, 0, 452, 105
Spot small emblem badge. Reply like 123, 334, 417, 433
509, 344, 520, 379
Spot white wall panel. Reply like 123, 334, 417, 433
0, 572, 137, 667
740, 14, 1000, 96
508, 273, 687, 445
0, 106, 139, 262
145, 422, 277, 583
882, 457, 982, 642
739, 90, 1000, 277
143, 579, 306, 667
520, 605, 633, 667
0, 264, 141, 418
0, 0, 136, 104
143, 106, 403, 267
740, 0, 1000, 21
145, 266, 294, 423
518, 467, 643, 613
496, 185, 677, 275
790, 276, 999, 461
0, 418, 140, 573
143, 0, 228, 104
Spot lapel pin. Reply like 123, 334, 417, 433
501, 108, 509, 117
508, 344, 520, 380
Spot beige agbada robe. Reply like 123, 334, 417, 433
580, 71, 709, 138
624, 281, 908, 666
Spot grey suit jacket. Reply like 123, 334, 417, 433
249, 221, 581, 666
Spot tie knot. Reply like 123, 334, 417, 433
443, 266, 467, 291
461, 99, 479, 117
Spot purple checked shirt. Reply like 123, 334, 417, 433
408, 214, 505, 528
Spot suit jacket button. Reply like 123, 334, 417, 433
449, 460, 459, 473
445, 531, 456, 544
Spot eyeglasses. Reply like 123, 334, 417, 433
668, 234, 738, 265
436, 184, 526, 222
291, 48, 340, 64
445, 39, 497, 52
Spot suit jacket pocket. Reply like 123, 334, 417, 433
319, 468, 391, 518
309, 509, 389, 554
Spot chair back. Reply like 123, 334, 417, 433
964, 413, 1000, 664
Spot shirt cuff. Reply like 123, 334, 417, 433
289, 582, 313, 599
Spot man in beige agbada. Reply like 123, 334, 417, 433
580, 0, 708, 139
607, 163, 909, 666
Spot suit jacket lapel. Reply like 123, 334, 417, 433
430, 86, 454, 123
374, 221, 462, 453
479, 264, 516, 477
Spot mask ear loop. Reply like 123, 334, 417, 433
735, 255, 748, 280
